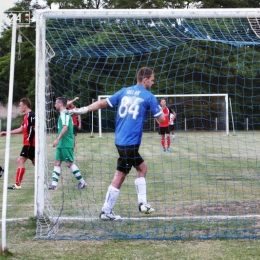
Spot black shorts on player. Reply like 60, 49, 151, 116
116, 144, 144, 174
20, 145, 35, 161
159, 126, 170, 135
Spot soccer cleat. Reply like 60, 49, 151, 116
8, 184, 21, 190
162, 148, 166, 152
139, 203, 155, 214
99, 211, 121, 220
48, 184, 58, 190
167, 148, 172, 152
78, 180, 86, 189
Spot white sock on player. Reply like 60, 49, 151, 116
102, 185, 120, 214
135, 177, 147, 204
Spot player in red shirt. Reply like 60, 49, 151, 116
66, 97, 82, 147
0, 98, 35, 189
157, 98, 171, 152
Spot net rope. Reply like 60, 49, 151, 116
36, 13, 260, 240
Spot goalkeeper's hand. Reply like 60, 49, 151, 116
0, 166, 4, 178
67, 106, 89, 115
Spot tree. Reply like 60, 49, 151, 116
200, 0, 260, 8
0, 0, 259, 106
0, 0, 46, 105
103, 0, 187, 9
46, 0, 103, 9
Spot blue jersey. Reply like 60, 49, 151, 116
106, 84, 162, 146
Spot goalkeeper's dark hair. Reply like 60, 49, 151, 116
20, 98, 31, 108
137, 67, 154, 82
56, 97, 67, 107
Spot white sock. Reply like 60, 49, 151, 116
102, 185, 120, 214
135, 177, 147, 204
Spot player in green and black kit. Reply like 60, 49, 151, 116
48, 97, 86, 190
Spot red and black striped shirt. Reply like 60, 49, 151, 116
22, 111, 35, 146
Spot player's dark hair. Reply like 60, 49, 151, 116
20, 98, 31, 108
137, 67, 154, 82
56, 97, 67, 107
160, 98, 167, 103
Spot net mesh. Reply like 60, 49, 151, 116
36, 12, 260, 240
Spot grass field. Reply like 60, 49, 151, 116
1, 131, 260, 259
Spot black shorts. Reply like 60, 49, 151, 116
73, 126, 78, 136
170, 124, 174, 131
20, 146, 35, 161
116, 144, 144, 174
159, 126, 170, 135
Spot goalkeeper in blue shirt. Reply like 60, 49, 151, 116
68, 67, 165, 220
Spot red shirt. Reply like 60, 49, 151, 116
67, 105, 79, 126
159, 107, 170, 127
22, 111, 35, 146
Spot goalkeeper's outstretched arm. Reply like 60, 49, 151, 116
67, 99, 108, 115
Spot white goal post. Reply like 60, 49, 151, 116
34, 8, 260, 240
97, 94, 229, 137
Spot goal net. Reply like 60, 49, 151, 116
35, 9, 260, 240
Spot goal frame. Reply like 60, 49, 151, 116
35, 8, 259, 217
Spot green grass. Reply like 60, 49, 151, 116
0, 134, 34, 219
2, 219, 260, 259
1, 131, 260, 258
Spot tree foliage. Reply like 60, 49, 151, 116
0, 0, 44, 106
0, 0, 259, 128
44, 16, 260, 131
102, 0, 187, 9
200, 0, 260, 8
46, 0, 103, 9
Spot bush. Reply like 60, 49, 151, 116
0, 116, 24, 131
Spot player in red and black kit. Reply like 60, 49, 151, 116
157, 98, 172, 152
0, 98, 35, 190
